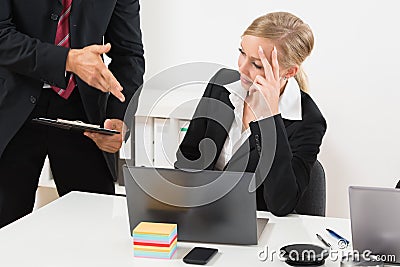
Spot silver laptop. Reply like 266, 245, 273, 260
123, 166, 267, 245
349, 186, 400, 263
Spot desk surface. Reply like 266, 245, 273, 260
0, 192, 351, 267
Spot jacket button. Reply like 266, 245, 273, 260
50, 13, 59, 21
30, 96, 37, 104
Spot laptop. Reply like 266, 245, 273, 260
123, 166, 267, 245
349, 186, 400, 264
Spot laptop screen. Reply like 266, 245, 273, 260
349, 186, 400, 263
123, 166, 259, 245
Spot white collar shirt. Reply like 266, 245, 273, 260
214, 78, 302, 170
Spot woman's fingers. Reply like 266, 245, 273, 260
271, 46, 280, 81
249, 75, 265, 95
258, 45, 280, 82
258, 46, 273, 80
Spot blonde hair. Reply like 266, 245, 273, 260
243, 12, 314, 92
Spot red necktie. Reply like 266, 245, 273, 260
51, 0, 76, 99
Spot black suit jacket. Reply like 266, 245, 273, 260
0, 0, 145, 178
175, 68, 327, 216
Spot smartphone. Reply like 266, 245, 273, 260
183, 247, 218, 265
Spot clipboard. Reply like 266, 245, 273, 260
32, 118, 120, 135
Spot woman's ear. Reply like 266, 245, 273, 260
284, 65, 299, 79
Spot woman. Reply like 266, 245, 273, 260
175, 12, 326, 216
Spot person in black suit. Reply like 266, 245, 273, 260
175, 12, 326, 216
0, 0, 144, 227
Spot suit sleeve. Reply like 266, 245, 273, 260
175, 68, 237, 169
104, 0, 145, 120
0, 0, 69, 88
249, 104, 327, 216
174, 82, 213, 169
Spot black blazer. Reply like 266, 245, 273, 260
0, 0, 145, 177
175, 68, 327, 216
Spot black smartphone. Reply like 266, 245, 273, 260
183, 247, 218, 265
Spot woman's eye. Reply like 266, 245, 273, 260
252, 62, 262, 69
239, 48, 262, 69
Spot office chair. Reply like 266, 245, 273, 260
295, 160, 326, 216
396, 180, 400, 189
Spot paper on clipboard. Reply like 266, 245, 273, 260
31, 118, 120, 135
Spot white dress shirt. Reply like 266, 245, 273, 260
214, 77, 302, 170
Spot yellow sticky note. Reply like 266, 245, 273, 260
133, 222, 177, 236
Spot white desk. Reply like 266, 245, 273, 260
0, 192, 351, 267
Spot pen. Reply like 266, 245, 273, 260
316, 234, 331, 248
326, 228, 350, 244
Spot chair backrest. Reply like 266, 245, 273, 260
295, 160, 326, 216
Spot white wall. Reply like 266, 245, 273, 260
139, 0, 400, 218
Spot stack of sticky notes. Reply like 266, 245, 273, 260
133, 222, 177, 259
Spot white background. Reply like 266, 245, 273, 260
139, 0, 400, 218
